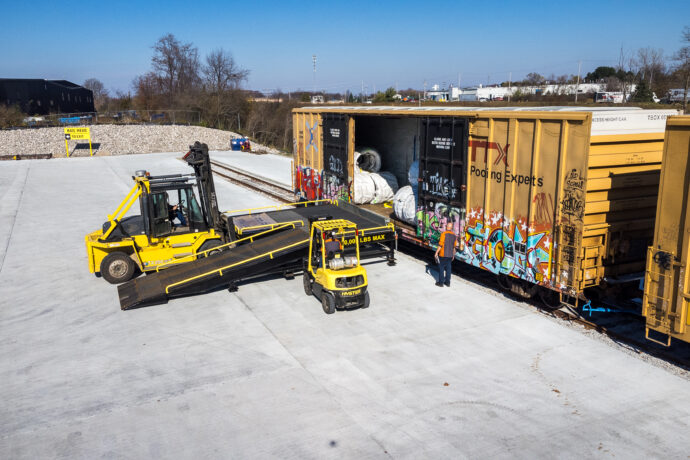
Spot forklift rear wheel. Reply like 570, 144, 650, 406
361, 291, 370, 309
303, 273, 312, 295
321, 292, 336, 314
101, 252, 136, 284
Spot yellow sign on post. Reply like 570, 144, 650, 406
64, 127, 93, 157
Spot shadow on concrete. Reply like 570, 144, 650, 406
397, 240, 690, 371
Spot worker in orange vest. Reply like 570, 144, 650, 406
324, 231, 343, 259
434, 222, 460, 287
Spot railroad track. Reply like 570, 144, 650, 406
396, 240, 690, 371
209, 160, 294, 203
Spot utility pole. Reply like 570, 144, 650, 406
423, 80, 427, 100
575, 60, 581, 102
312, 55, 317, 95
456, 73, 462, 102
508, 72, 512, 102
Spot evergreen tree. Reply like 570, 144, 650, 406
631, 79, 654, 102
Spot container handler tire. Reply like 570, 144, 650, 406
101, 252, 136, 284
199, 239, 223, 257
321, 292, 336, 314
303, 273, 313, 296
361, 291, 370, 309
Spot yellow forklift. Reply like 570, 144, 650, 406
85, 142, 229, 284
302, 218, 370, 314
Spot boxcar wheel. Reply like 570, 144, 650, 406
539, 287, 562, 310
303, 273, 313, 296
321, 292, 336, 314
100, 252, 136, 284
497, 273, 511, 290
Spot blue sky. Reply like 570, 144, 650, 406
1, 0, 688, 95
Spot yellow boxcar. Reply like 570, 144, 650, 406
643, 115, 690, 345
293, 106, 678, 300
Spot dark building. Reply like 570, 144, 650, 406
0, 78, 95, 115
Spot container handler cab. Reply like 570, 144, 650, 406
303, 218, 370, 314
85, 142, 229, 284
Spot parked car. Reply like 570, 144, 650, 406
667, 89, 687, 103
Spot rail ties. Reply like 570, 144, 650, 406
209, 160, 294, 203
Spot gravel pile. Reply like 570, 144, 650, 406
0, 125, 285, 157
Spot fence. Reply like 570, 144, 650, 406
19, 110, 201, 128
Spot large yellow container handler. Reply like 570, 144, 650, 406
85, 142, 227, 284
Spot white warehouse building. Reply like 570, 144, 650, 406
426, 82, 637, 102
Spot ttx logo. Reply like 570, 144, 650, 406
469, 140, 510, 166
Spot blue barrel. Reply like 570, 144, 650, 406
231, 138, 248, 151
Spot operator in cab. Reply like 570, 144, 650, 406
168, 203, 187, 227
324, 231, 343, 260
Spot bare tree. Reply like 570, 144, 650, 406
616, 46, 637, 100
202, 49, 249, 129
132, 72, 162, 111
554, 74, 569, 95
672, 26, 690, 112
151, 34, 200, 107
177, 45, 200, 94
203, 49, 249, 92
635, 47, 665, 88
83, 78, 109, 111
524, 72, 545, 86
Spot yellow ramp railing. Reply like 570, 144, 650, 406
157, 221, 304, 271
224, 199, 336, 216
164, 237, 310, 294
235, 220, 305, 236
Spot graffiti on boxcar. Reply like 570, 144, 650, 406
296, 165, 322, 201
533, 192, 555, 224
561, 169, 585, 223
565, 168, 584, 189
561, 190, 584, 221
322, 172, 350, 201
460, 207, 553, 286
416, 202, 463, 243
327, 154, 344, 175
556, 223, 579, 291
421, 171, 459, 200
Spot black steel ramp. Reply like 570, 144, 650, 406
118, 227, 310, 310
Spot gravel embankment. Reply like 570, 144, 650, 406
0, 125, 284, 157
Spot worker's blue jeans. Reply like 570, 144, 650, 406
174, 210, 187, 226
438, 257, 452, 285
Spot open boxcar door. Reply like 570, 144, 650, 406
321, 113, 350, 201
417, 117, 468, 243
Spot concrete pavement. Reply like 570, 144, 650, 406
1, 153, 688, 459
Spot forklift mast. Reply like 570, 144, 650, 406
183, 141, 228, 240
